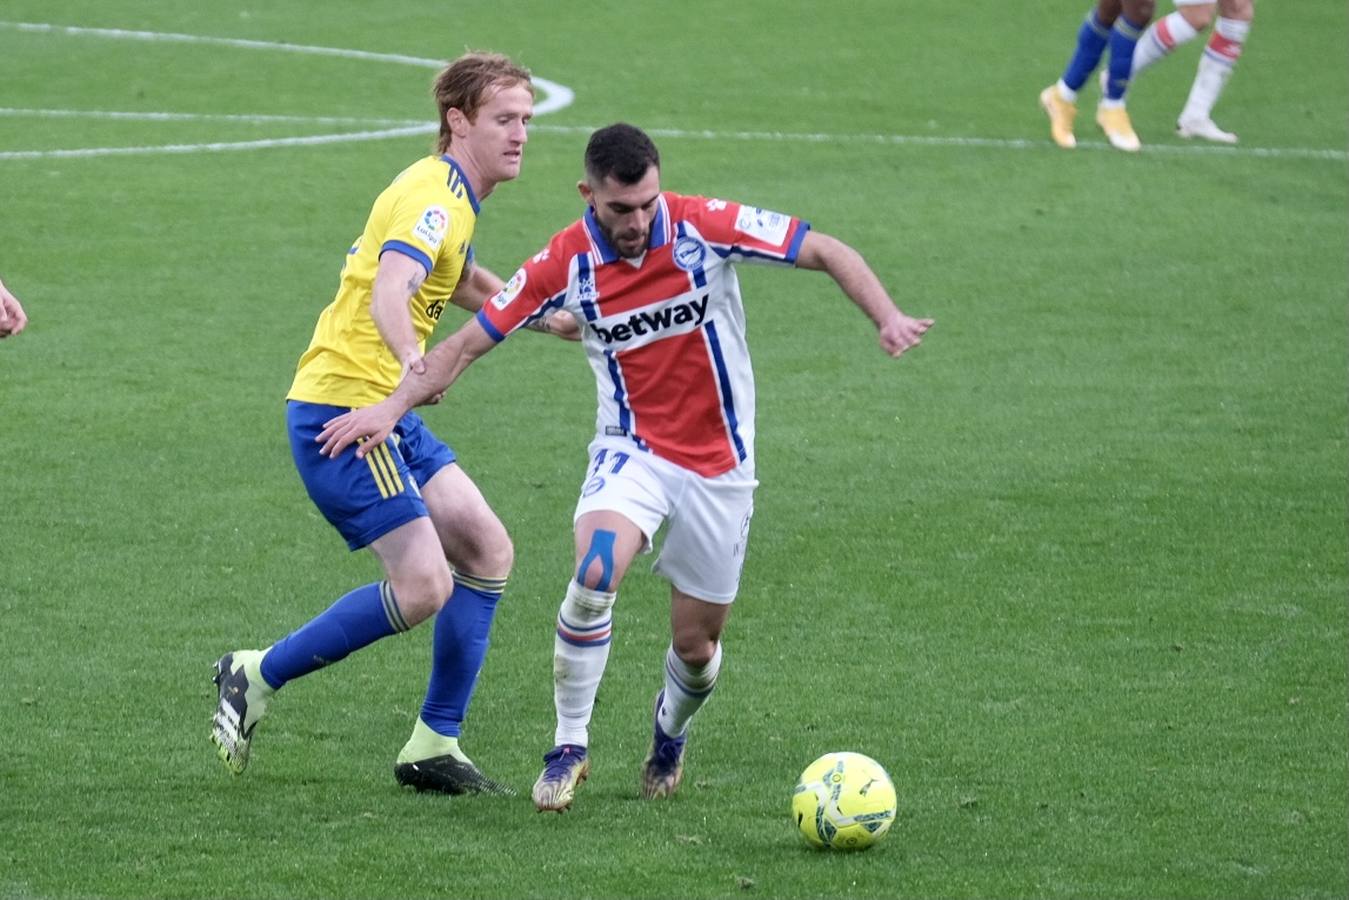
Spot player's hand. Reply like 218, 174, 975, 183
0, 282, 29, 338
400, 351, 427, 379
398, 353, 445, 405
548, 309, 582, 341
316, 403, 400, 459
878, 312, 933, 358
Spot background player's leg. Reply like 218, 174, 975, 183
1063, 2, 1119, 96
1132, 3, 1211, 77
1040, 3, 1118, 149
1178, 0, 1251, 142
1096, 0, 1153, 151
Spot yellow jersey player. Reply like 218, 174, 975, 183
211, 51, 575, 794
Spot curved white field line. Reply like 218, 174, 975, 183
0, 20, 573, 159
0, 107, 424, 127
5, 108, 1340, 164
1, 21, 1342, 163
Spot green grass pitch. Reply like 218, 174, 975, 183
1, 2, 1345, 898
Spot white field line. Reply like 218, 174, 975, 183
0, 107, 424, 127
1, 21, 1341, 163
4, 111, 1343, 162
529, 123, 1349, 163
0, 19, 576, 110
0, 19, 572, 160
0, 125, 437, 159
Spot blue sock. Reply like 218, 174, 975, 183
419, 573, 507, 738
1105, 15, 1147, 100
260, 581, 409, 689
1062, 9, 1111, 92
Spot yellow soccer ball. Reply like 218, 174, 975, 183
792, 751, 897, 851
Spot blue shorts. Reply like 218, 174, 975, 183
286, 400, 457, 550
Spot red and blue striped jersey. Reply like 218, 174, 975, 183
477, 191, 808, 477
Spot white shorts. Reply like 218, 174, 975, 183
573, 438, 758, 604
1173, 0, 1212, 6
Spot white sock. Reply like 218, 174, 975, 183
657, 642, 722, 738
1181, 17, 1249, 122
1056, 78, 1077, 104
1132, 11, 1200, 77
552, 581, 616, 747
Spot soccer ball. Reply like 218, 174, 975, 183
792, 751, 897, 851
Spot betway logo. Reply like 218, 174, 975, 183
589, 295, 708, 344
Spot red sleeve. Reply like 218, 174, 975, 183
475, 234, 571, 342
676, 194, 811, 265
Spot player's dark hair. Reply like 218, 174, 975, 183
585, 123, 661, 185
433, 52, 532, 153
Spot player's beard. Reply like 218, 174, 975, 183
598, 218, 648, 259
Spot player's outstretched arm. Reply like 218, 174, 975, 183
449, 263, 503, 314
456, 263, 582, 341
532, 308, 582, 341
794, 231, 933, 358
316, 316, 499, 459
0, 278, 29, 338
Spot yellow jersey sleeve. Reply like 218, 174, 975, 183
287, 156, 479, 408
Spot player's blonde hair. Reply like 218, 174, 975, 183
433, 52, 532, 153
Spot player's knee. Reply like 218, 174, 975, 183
389, 565, 455, 625
672, 634, 719, 670
450, 524, 514, 579
575, 561, 622, 592
1122, 0, 1154, 22
1184, 4, 1216, 29
477, 531, 514, 579
1221, 0, 1253, 23
574, 529, 625, 592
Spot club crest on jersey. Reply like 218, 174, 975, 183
491, 268, 527, 310
576, 274, 598, 305
735, 205, 790, 245
414, 205, 450, 248
672, 236, 707, 273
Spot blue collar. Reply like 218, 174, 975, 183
440, 154, 481, 214
583, 205, 619, 264
583, 194, 669, 262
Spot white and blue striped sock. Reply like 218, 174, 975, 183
552, 581, 616, 747
658, 642, 722, 738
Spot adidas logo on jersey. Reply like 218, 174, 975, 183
589, 294, 708, 345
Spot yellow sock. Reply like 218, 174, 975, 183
396, 717, 471, 765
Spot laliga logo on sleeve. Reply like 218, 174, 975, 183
414, 205, 450, 248
672, 236, 707, 273
491, 268, 527, 310
735, 205, 790, 244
